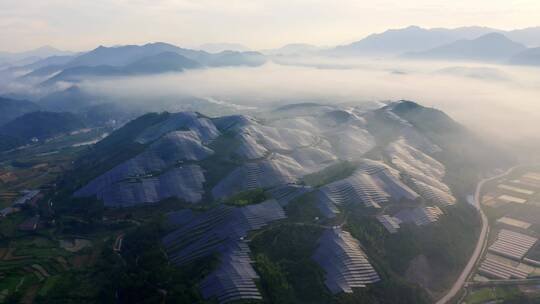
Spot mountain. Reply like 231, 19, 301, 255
124, 52, 201, 73
201, 50, 266, 67
30, 43, 266, 86
18, 64, 66, 80
47, 100, 509, 303
0, 97, 41, 126
199, 43, 250, 53
0, 111, 86, 151
330, 26, 499, 56
42, 52, 202, 85
404, 33, 527, 62
508, 47, 540, 66
22, 55, 75, 71
38, 86, 101, 112
65, 43, 203, 68
40, 65, 125, 86
64, 42, 265, 68
263, 43, 322, 56
506, 27, 540, 47
0, 46, 73, 66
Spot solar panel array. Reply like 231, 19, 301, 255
163, 199, 286, 303
488, 229, 538, 261
212, 155, 301, 199
268, 184, 312, 206
316, 193, 341, 218
478, 257, 528, 279
75, 125, 213, 206
316, 160, 419, 217
384, 107, 442, 154
410, 179, 456, 207
76, 165, 206, 206
136, 112, 220, 144
313, 228, 380, 294
326, 125, 375, 161
387, 138, 455, 206
200, 242, 262, 303
394, 206, 443, 226
376, 215, 400, 233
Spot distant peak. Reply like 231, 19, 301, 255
405, 25, 422, 30
35, 45, 58, 51
476, 32, 508, 40
145, 42, 176, 47
386, 100, 421, 112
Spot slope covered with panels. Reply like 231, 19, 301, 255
325, 125, 375, 160
212, 155, 304, 199
268, 184, 313, 206
383, 107, 442, 154
394, 206, 444, 227
316, 160, 419, 215
270, 112, 376, 161
163, 199, 286, 303
136, 111, 220, 144
313, 227, 380, 294
75, 129, 212, 206
212, 148, 336, 200
77, 165, 206, 206
387, 138, 456, 206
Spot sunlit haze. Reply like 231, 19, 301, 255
2, 0, 540, 51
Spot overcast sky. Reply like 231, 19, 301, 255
2, 0, 540, 52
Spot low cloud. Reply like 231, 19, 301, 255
80, 59, 540, 153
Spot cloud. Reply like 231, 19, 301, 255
77, 59, 540, 155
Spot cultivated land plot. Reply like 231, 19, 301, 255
474, 168, 540, 290
497, 217, 532, 230
497, 184, 535, 195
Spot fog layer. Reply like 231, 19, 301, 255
79, 58, 540, 155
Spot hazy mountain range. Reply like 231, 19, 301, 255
3, 42, 266, 87
330, 25, 540, 56
403, 33, 527, 62
1, 25, 540, 95
0, 46, 74, 68
315, 26, 540, 65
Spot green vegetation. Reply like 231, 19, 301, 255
465, 286, 530, 304
254, 253, 296, 303
303, 161, 358, 187
250, 222, 430, 304
347, 202, 480, 295
36, 218, 215, 304
285, 192, 323, 222
199, 131, 242, 196
0, 111, 87, 151
49, 112, 170, 200
250, 224, 328, 304
224, 188, 268, 206
0, 97, 40, 126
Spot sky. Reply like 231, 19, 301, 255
2, 0, 540, 52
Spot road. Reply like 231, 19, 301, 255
436, 167, 516, 304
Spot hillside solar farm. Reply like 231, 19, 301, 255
0, 100, 506, 303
